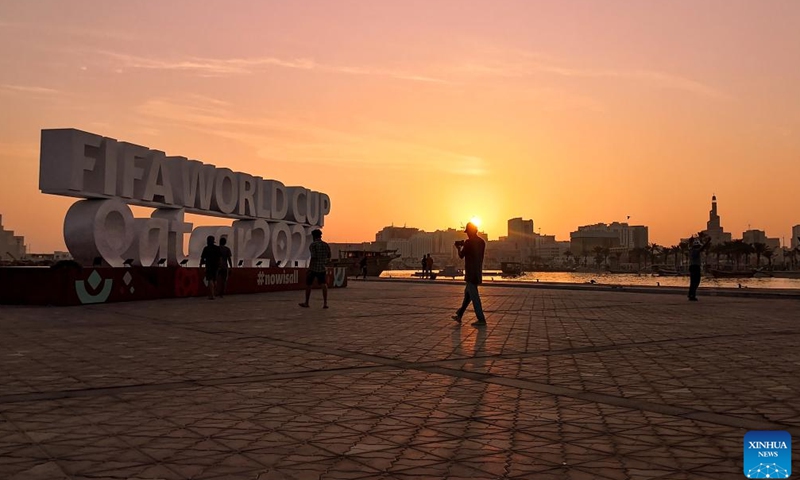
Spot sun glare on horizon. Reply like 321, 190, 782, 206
469, 216, 482, 228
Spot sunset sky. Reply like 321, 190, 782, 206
1, 1, 799, 253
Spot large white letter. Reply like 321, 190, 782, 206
271, 181, 288, 220
39, 129, 102, 196
63, 198, 135, 267
232, 219, 270, 267
151, 208, 193, 266
285, 187, 309, 224
212, 168, 238, 214
238, 173, 257, 217
124, 217, 169, 266
318, 193, 331, 226
268, 221, 292, 268
142, 150, 174, 205
117, 142, 148, 199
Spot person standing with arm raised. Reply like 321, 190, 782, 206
451, 222, 487, 327
688, 237, 711, 301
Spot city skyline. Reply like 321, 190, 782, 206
1, 1, 798, 253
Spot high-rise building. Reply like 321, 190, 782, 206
792, 225, 800, 249
0, 214, 27, 262
507, 217, 534, 242
701, 195, 732, 244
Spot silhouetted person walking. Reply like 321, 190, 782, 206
299, 229, 331, 309
218, 236, 233, 298
358, 255, 368, 279
688, 237, 710, 301
452, 222, 487, 327
426, 254, 434, 278
421, 256, 427, 278
200, 235, 221, 300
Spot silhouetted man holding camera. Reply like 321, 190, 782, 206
451, 222, 487, 327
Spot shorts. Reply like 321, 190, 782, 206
306, 270, 327, 286
218, 269, 229, 281
205, 267, 219, 281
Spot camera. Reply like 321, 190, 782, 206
454, 240, 465, 248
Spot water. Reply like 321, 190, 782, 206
380, 270, 800, 291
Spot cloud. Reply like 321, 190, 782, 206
134, 94, 484, 175
93, 50, 451, 84
458, 50, 730, 100
0, 84, 59, 95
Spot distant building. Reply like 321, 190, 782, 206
570, 222, 648, 255
375, 226, 420, 242
507, 217, 534, 243
430, 229, 464, 258
24, 251, 73, 263
368, 225, 488, 267
409, 232, 434, 259
701, 195, 732, 244
570, 224, 620, 256
742, 229, 780, 250
792, 225, 800, 249
0, 214, 26, 261
608, 222, 649, 249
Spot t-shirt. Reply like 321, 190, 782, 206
219, 245, 232, 270
201, 245, 222, 270
461, 237, 485, 285
689, 246, 703, 266
308, 240, 331, 273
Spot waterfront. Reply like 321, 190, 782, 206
381, 269, 800, 290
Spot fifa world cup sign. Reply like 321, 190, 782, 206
39, 129, 331, 268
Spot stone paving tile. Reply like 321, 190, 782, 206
1, 281, 798, 479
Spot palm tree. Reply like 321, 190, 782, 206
612, 251, 622, 269
710, 243, 723, 269
629, 247, 646, 270
788, 249, 798, 270
593, 246, 606, 269
678, 241, 689, 268
661, 246, 673, 265
729, 240, 752, 270
763, 246, 774, 269
563, 250, 573, 266
752, 242, 767, 267
647, 243, 661, 268
742, 241, 755, 267
721, 241, 737, 268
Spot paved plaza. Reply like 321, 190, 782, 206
1, 281, 799, 479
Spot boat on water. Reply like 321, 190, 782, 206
330, 250, 401, 277
710, 269, 755, 278
770, 271, 800, 279
500, 261, 524, 276
437, 265, 463, 278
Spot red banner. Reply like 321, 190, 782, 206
0, 266, 347, 306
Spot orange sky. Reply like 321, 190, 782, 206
1, 1, 799, 252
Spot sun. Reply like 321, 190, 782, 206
469, 216, 482, 228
